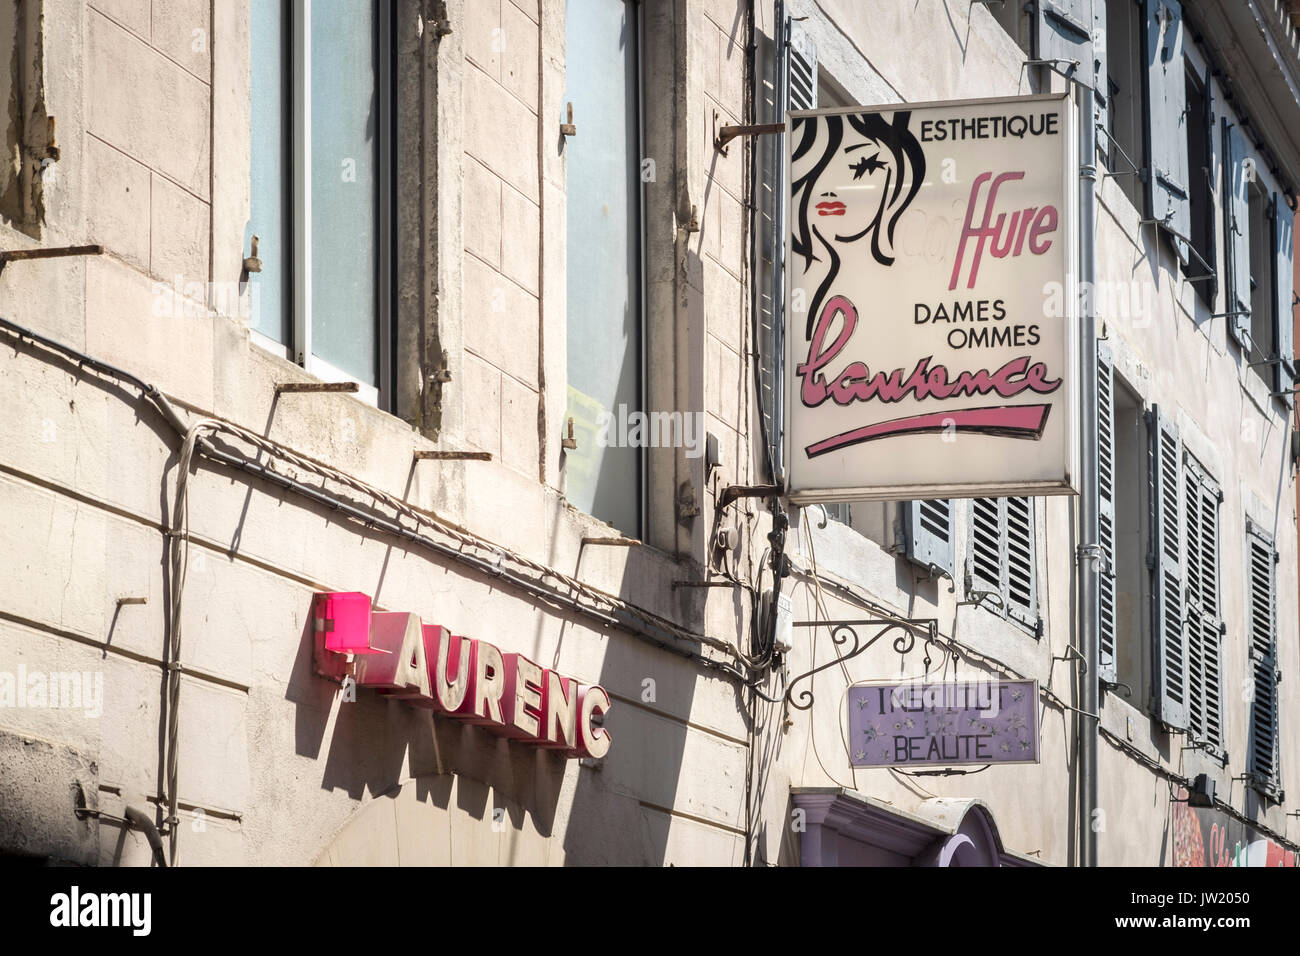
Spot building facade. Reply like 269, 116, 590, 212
0, 0, 1297, 866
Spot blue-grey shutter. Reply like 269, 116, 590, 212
1150, 405, 1188, 730
968, 498, 1003, 599
1033, 0, 1095, 88
1223, 119, 1252, 348
1144, 0, 1189, 258
1098, 340, 1119, 683
1246, 523, 1280, 793
1092, 0, 1108, 134
1005, 496, 1038, 631
1272, 192, 1295, 407
904, 500, 955, 577
755, 9, 815, 482
1183, 459, 1222, 750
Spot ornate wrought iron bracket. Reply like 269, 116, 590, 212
784, 617, 943, 711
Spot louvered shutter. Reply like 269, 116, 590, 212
1272, 192, 1295, 407
1098, 340, 1118, 683
1223, 119, 1252, 348
1005, 496, 1038, 631
755, 7, 815, 482
1033, 0, 1095, 89
1183, 458, 1223, 750
1151, 405, 1188, 730
969, 497, 1003, 599
1091, 0, 1108, 135
904, 500, 955, 577
1246, 524, 1281, 793
1144, 0, 1190, 259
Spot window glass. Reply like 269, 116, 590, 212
1105, 0, 1146, 211
310, 0, 379, 385
249, 0, 291, 346
565, 0, 642, 536
1249, 181, 1272, 362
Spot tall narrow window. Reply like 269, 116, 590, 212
1104, 0, 1147, 211
1248, 180, 1272, 366
565, 0, 642, 537
249, 0, 291, 347
246, 0, 393, 404
1183, 60, 1215, 300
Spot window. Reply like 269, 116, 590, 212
1098, 343, 1151, 708
247, 0, 394, 405
1183, 59, 1215, 299
1150, 408, 1223, 752
1104, 0, 1147, 211
1246, 521, 1282, 797
564, 0, 643, 537
1248, 181, 1272, 366
966, 497, 1039, 634
1225, 121, 1296, 405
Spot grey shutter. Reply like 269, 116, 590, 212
1246, 524, 1280, 792
1183, 460, 1222, 750
754, 9, 815, 482
1092, 0, 1108, 134
1144, 0, 1189, 257
753, 32, 780, 479
1033, 0, 1095, 88
1272, 192, 1295, 407
904, 500, 955, 577
1098, 340, 1118, 683
1005, 496, 1038, 631
969, 497, 1003, 598
1150, 405, 1188, 730
1223, 119, 1252, 348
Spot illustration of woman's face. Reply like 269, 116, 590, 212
813, 136, 894, 245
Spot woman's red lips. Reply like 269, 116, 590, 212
816, 201, 846, 216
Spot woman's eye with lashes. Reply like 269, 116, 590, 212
850, 153, 885, 180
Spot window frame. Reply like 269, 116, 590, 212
249, 0, 395, 410
562, 0, 647, 539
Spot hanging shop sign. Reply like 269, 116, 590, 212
784, 93, 1079, 501
847, 679, 1039, 768
311, 592, 612, 759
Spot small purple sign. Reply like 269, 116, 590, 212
847, 679, 1039, 767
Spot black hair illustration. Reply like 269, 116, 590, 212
791, 110, 927, 338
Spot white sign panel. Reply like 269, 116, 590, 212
784, 94, 1079, 502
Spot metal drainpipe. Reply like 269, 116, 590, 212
1077, 83, 1100, 868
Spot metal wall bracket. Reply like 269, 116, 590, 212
715, 121, 784, 154
0, 243, 103, 277
784, 618, 940, 711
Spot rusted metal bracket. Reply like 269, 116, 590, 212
561, 102, 577, 138
274, 381, 359, 395
413, 450, 492, 461
0, 243, 103, 276
717, 483, 782, 511
561, 417, 578, 450
714, 121, 784, 154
